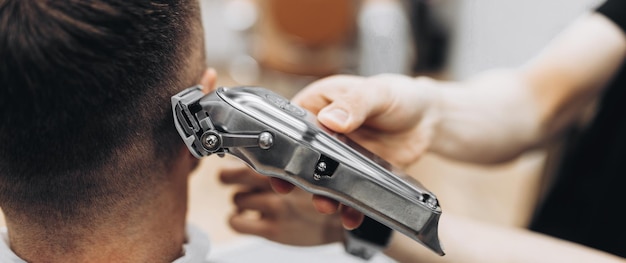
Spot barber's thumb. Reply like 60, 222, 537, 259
318, 106, 354, 133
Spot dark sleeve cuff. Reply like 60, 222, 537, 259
597, 0, 626, 33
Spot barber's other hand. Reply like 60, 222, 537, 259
219, 160, 344, 246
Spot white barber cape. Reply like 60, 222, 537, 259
0, 224, 211, 263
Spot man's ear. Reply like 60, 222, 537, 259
200, 68, 218, 94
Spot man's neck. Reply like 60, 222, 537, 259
4, 185, 188, 263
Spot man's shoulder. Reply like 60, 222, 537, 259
172, 224, 212, 263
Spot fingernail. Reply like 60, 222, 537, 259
320, 108, 349, 126
341, 206, 363, 230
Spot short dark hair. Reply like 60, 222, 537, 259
0, 0, 203, 225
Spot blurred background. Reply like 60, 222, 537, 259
0, 0, 604, 262
192, 0, 603, 261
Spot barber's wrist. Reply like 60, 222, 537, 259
343, 216, 393, 260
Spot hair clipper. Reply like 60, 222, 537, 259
172, 86, 444, 256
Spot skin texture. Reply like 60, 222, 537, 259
223, 12, 626, 263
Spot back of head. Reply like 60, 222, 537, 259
0, 0, 203, 227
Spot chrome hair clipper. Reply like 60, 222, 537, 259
172, 86, 444, 256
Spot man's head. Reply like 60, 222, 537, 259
0, 0, 206, 230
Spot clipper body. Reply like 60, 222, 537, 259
172, 86, 444, 255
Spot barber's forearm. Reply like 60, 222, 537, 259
521, 13, 626, 137
428, 69, 543, 164
384, 214, 626, 263
427, 13, 626, 164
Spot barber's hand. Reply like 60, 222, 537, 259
270, 74, 441, 229
295, 74, 440, 168
219, 159, 344, 246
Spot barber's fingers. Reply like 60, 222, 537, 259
219, 162, 271, 191
200, 68, 218, 94
312, 194, 340, 214
291, 75, 360, 114
292, 75, 389, 134
269, 177, 295, 194
218, 159, 294, 193
229, 213, 275, 238
312, 195, 365, 230
232, 191, 283, 216
340, 205, 365, 230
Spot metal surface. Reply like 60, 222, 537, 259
172, 86, 445, 256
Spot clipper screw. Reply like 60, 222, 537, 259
201, 132, 221, 152
424, 195, 439, 209
316, 162, 327, 172
313, 155, 338, 181
258, 132, 274, 149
